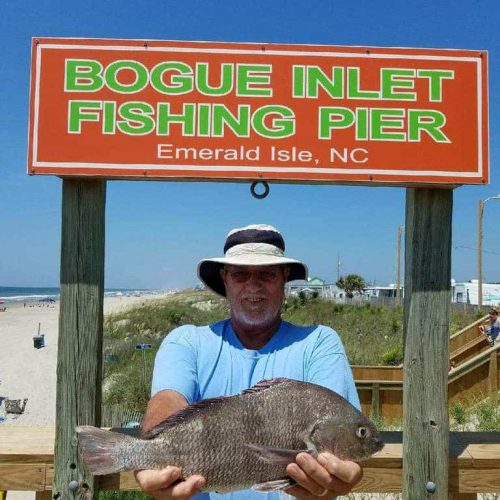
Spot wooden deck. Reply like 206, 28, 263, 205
352, 315, 500, 420
0, 427, 499, 495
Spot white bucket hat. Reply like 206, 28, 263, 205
197, 224, 308, 297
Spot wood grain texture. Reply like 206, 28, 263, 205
403, 188, 453, 499
0, 427, 54, 463
0, 464, 47, 489
53, 179, 106, 499
35, 491, 53, 500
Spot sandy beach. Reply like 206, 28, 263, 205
0, 294, 167, 426
0, 293, 168, 498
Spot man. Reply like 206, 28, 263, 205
479, 307, 500, 346
135, 224, 363, 499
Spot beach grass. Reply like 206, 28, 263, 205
102, 290, 480, 414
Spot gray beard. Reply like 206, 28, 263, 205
228, 299, 281, 331
232, 307, 279, 329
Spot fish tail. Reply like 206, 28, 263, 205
76, 425, 134, 475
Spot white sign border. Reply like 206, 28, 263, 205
31, 42, 486, 180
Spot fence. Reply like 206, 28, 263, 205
101, 404, 143, 428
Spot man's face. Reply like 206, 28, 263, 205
221, 264, 289, 329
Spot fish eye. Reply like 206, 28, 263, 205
356, 426, 368, 439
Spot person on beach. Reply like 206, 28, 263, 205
479, 307, 500, 346
135, 224, 362, 499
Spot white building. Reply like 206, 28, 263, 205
452, 279, 500, 306
363, 284, 401, 299
286, 277, 344, 299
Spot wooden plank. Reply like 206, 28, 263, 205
53, 179, 106, 499
0, 427, 54, 463
454, 432, 500, 467
0, 464, 47, 490
488, 351, 498, 395
354, 468, 403, 492
371, 383, 380, 419
1, 429, 499, 493
403, 187, 453, 499
99, 471, 139, 490
352, 366, 403, 381
35, 491, 53, 500
454, 469, 500, 493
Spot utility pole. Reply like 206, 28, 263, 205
396, 224, 403, 306
478, 195, 500, 310
337, 253, 341, 281
478, 199, 484, 310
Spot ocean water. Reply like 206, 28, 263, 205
0, 286, 154, 304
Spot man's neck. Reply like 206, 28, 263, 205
231, 316, 282, 350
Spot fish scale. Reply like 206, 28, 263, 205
77, 378, 384, 493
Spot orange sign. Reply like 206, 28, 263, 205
28, 38, 489, 185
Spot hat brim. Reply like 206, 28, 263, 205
197, 255, 308, 297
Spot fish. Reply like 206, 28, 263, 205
76, 378, 384, 493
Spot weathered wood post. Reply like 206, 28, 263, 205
53, 179, 106, 499
403, 188, 453, 499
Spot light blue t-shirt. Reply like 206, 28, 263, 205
152, 319, 360, 500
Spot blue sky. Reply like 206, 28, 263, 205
1, 0, 499, 290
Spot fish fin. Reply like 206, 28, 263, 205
76, 425, 131, 475
244, 443, 312, 464
253, 478, 296, 491
141, 394, 234, 439
241, 378, 291, 395
143, 379, 294, 439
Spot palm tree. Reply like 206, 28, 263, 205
336, 274, 366, 299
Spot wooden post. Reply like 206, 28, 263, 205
396, 224, 402, 306
403, 188, 452, 499
371, 383, 381, 420
53, 179, 106, 499
488, 351, 498, 396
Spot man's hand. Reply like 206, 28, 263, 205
285, 452, 362, 499
134, 467, 206, 500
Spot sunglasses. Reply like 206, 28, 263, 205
224, 268, 283, 283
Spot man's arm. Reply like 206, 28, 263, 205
140, 389, 189, 434
135, 389, 206, 499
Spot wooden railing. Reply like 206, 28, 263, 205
352, 315, 499, 420
0, 427, 499, 498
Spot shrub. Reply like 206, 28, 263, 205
450, 403, 468, 431
381, 347, 403, 366
475, 398, 500, 431
99, 492, 149, 500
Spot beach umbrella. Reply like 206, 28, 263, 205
39, 297, 56, 303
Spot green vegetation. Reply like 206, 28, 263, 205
449, 395, 500, 432
103, 291, 227, 411
336, 274, 366, 299
103, 289, 480, 414
99, 492, 149, 500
